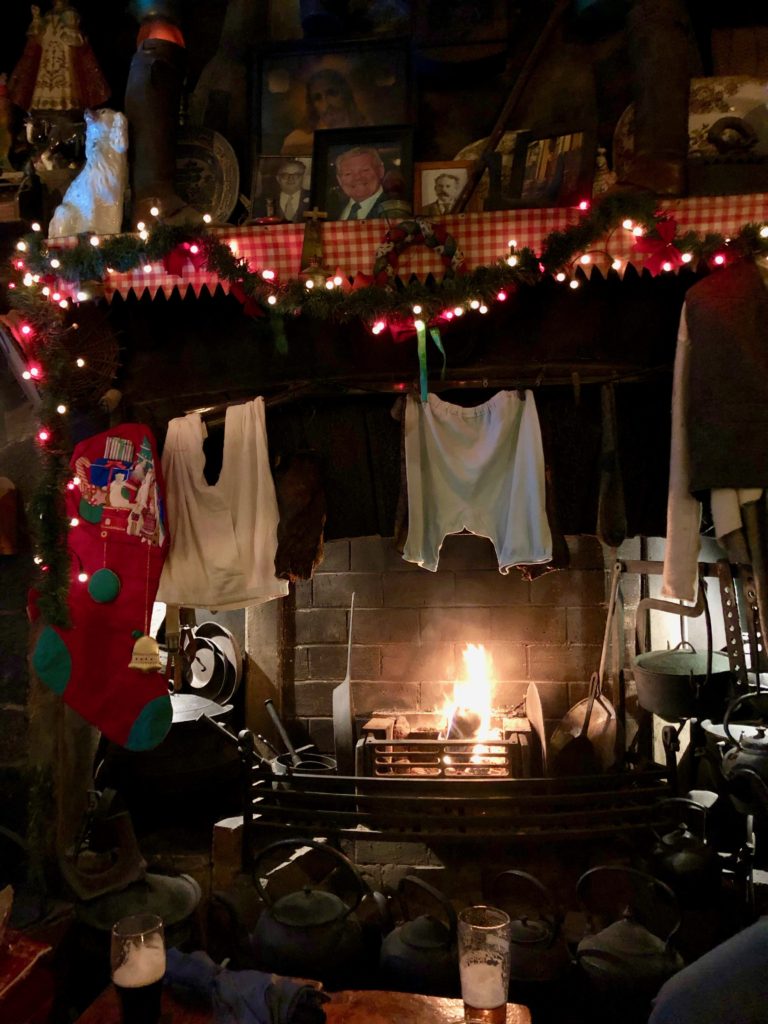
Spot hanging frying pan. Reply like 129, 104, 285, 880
549, 563, 622, 775
185, 636, 228, 703
195, 621, 242, 705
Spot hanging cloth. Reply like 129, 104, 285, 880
403, 390, 552, 573
157, 399, 289, 610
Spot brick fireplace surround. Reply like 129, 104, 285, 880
245, 532, 641, 752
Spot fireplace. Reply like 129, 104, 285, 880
244, 532, 639, 759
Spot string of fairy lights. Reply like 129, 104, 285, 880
6, 189, 768, 624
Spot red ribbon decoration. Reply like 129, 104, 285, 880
632, 218, 684, 276
162, 245, 188, 277
162, 243, 208, 276
229, 281, 264, 318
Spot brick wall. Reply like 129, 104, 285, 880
246, 533, 641, 753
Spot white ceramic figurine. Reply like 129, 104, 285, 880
48, 108, 128, 237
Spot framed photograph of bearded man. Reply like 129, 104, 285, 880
256, 43, 410, 158
311, 125, 414, 222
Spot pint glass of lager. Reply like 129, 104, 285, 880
110, 913, 166, 1024
458, 905, 512, 1024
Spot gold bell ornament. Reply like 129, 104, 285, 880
128, 631, 163, 672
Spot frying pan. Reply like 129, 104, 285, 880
549, 563, 622, 775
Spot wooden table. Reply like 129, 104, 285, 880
76, 986, 532, 1023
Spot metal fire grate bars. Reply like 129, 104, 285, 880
236, 732, 672, 868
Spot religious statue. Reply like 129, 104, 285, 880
7, 1, 110, 113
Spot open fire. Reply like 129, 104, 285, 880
359, 645, 531, 778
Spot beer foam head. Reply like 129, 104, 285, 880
113, 935, 166, 988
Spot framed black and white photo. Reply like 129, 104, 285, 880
311, 125, 414, 222
414, 160, 480, 216
248, 155, 312, 223
257, 43, 410, 158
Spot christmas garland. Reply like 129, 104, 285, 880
6, 189, 768, 624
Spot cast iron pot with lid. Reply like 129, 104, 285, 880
251, 838, 369, 989
379, 875, 459, 996
632, 584, 732, 722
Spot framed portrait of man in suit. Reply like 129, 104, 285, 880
310, 125, 414, 222
414, 161, 480, 217
249, 155, 312, 223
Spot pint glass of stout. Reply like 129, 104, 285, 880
110, 912, 166, 1024
457, 905, 512, 1024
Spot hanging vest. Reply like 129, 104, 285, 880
684, 259, 768, 491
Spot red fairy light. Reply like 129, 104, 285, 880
578, 199, 590, 211
713, 254, 726, 266
497, 291, 507, 301
37, 428, 50, 443
371, 320, 386, 335
20, 324, 32, 336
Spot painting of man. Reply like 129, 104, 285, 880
259, 47, 408, 157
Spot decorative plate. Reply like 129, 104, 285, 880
175, 126, 239, 223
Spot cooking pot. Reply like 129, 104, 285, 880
633, 583, 733, 722
633, 641, 732, 722
576, 866, 684, 1011
379, 875, 459, 996
251, 838, 368, 988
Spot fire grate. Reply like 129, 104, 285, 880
358, 712, 532, 778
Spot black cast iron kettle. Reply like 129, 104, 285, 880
379, 875, 459, 997
251, 838, 368, 989
575, 866, 684, 1014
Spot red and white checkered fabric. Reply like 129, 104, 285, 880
53, 194, 768, 300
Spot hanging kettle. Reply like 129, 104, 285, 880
490, 870, 570, 985
720, 693, 768, 814
251, 838, 368, 989
576, 866, 684, 1011
647, 797, 721, 905
379, 875, 459, 997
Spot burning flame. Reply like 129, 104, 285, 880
442, 644, 496, 741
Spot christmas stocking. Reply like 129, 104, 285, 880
31, 425, 172, 750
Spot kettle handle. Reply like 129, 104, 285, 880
398, 875, 457, 939
575, 865, 681, 946
489, 870, 560, 948
252, 838, 367, 917
653, 797, 709, 841
722, 693, 768, 751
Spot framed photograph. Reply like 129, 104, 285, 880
310, 126, 415, 222
414, 161, 480, 216
248, 155, 312, 223
257, 43, 410, 157
518, 132, 595, 207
